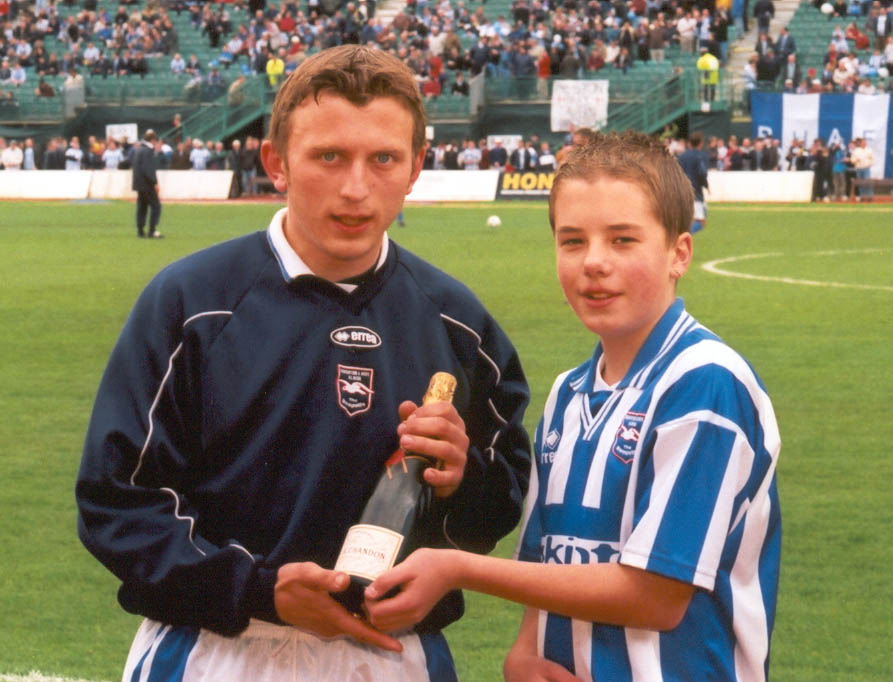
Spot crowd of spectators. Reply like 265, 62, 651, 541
2, 0, 891, 114
1, 0, 887, 203
0, 125, 879, 204
0, 0, 743, 105
0, 0, 179, 85
662, 130, 877, 201
743, 0, 893, 97
0, 129, 265, 194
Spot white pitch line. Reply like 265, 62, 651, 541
702, 249, 893, 292
0, 673, 107, 682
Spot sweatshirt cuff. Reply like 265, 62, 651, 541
244, 566, 284, 625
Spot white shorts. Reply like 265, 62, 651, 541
693, 200, 707, 221
123, 618, 457, 682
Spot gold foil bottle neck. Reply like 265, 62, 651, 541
421, 372, 457, 405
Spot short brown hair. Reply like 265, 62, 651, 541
572, 127, 598, 145
549, 130, 693, 241
269, 45, 427, 160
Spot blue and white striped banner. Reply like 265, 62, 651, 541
751, 92, 893, 178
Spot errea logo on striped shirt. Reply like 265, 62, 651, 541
330, 326, 382, 349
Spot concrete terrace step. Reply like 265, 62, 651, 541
727, 0, 803, 86
374, 0, 407, 26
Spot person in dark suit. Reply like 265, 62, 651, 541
754, 31, 773, 56
753, 0, 775, 34
509, 140, 534, 171
774, 27, 796, 59
865, 6, 892, 51
756, 47, 780, 86
777, 53, 802, 88
760, 138, 780, 171
46, 137, 67, 169
132, 129, 162, 238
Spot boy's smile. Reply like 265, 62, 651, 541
553, 175, 692, 383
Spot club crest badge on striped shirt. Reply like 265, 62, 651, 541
611, 412, 645, 463
337, 365, 374, 417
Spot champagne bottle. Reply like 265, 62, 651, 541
332, 372, 457, 613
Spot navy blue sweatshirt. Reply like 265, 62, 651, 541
76, 229, 530, 637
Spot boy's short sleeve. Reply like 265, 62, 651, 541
619, 342, 780, 593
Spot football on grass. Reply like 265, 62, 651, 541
487, 215, 502, 228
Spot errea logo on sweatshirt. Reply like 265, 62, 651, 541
330, 326, 382, 349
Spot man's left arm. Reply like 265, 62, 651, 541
434, 315, 531, 554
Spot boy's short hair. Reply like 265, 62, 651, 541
572, 127, 598, 146
549, 130, 694, 241
269, 45, 427, 162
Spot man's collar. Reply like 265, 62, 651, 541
266, 207, 389, 292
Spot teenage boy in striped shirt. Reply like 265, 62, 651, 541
366, 131, 782, 682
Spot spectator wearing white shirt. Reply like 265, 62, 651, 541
851, 137, 875, 201
189, 138, 211, 169
65, 137, 84, 170
14, 38, 33, 66
428, 24, 447, 56
23, 138, 36, 170
459, 139, 481, 169
697, 9, 713, 48
831, 26, 850, 54
83, 41, 100, 67
857, 78, 877, 94
9, 61, 26, 87
102, 139, 124, 169
170, 53, 186, 75
535, 141, 556, 171
1, 139, 24, 169
677, 9, 698, 54
220, 35, 243, 69
867, 49, 885, 75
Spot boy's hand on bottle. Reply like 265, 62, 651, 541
363, 548, 458, 632
397, 400, 468, 497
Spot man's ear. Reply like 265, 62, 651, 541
260, 139, 289, 194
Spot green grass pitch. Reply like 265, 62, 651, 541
0, 199, 890, 681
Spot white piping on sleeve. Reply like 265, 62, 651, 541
130, 341, 184, 486
129, 310, 237, 559
183, 310, 234, 327
440, 313, 512, 462
440, 313, 503, 386
160, 487, 207, 557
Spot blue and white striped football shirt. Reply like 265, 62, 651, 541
516, 298, 781, 682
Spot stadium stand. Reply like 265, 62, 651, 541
11, 0, 885, 187
1, 0, 737, 135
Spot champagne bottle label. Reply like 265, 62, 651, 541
334, 523, 405, 582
